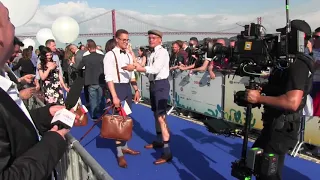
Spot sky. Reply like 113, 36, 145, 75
13, 0, 320, 48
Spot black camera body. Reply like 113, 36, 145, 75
205, 22, 306, 78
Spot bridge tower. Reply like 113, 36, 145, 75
257, 17, 262, 25
112, 9, 116, 38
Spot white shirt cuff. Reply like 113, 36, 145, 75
145, 66, 151, 74
105, 76, 114, 82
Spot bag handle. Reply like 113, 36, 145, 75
79, 105, 126, 142
111, 51, 121, 83
79, 105, 114, 142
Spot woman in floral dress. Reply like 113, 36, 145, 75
38, 47, 69, 105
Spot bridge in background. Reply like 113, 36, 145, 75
16, 10, 263, 39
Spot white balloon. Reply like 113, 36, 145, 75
36, 28, 55, 45
52, 16, 80, 43
1, 0, 39, 27
22, 38, 35, 49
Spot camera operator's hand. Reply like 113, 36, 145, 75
246, 90, 261, 104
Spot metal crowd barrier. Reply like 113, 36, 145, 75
133, 70, 320, 153
30, 96, 113, 180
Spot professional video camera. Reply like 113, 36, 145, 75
190, 44, 207, 56
203, 1, 310, 179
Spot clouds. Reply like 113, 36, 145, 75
14, 1, 320, 46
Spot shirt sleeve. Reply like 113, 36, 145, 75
131, 71, 136, 80
54, 59, 63, 77
204, 52, 212, 61
285, 57, 310, 92
35, 59, 41, 80
104, 52, 116, 82
145, 50, 169, 74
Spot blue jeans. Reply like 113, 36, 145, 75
88, 85, 105, 119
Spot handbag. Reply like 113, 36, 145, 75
73, 104, 88, 126
99, 51, 133, 141
100, 107, 133, 141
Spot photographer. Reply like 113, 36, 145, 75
169, 41, 186, 70
246, 20, 314, 180
179, 38, 212, 72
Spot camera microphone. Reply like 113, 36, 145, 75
51, 77, 85, 129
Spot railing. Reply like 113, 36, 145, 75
30, 96, 113, 180
133, 71, 320, 149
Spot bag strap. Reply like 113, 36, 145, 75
79, 105, 114, 142
79, 105, 126, 142
111, 51, 121, 83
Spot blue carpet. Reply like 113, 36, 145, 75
71, 104, 318, 180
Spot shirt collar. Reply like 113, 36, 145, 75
154, 45, 162, 52
113, 46, 125, 52
0, 71, 14, 92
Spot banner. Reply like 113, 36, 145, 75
174, 71, 223, 118
224, 75, 266, 130
304, 116, 320, 146
141, 74, 150, 100
168, 73, 174, 106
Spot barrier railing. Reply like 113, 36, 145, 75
30, 96, 113, 180
135, 70, 320, 147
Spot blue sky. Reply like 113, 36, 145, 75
20, 0, 317, 48
41, 0, 308, 15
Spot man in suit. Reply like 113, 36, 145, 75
77, 40, 105, 120
0, 3, 69, 179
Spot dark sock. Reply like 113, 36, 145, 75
163, 141, 171, 155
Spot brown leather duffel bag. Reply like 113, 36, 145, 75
100, 108, 133, 141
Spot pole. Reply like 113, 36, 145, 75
111, 9, 116, 38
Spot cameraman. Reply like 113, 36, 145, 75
179, 38, 215, 72
246, 20, 314, 180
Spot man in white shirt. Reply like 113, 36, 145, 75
123, 29, 172, 165
104, 29, 140, 168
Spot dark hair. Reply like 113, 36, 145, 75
138, 47, 147, 57
22, 48, 32, 60
14, 37, 24, 46
27, 45, 33, 51
190, 37, 198, 42
115, 29, 129, 38
105, 39, 116, 52
45, 39, 55, 46
172, 41, 182, 49
87, 40, 97, 49
39, 47, 52, 70
79, 45, 85, 49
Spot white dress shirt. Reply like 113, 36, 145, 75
82, 49, 104, 70
83, 49, 104, 56
104, 47, 135, 83
0, 71, 41, 140
145, 45, 170, 81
